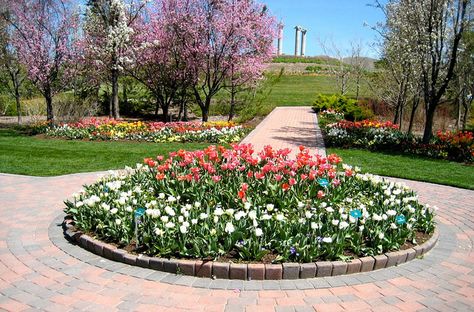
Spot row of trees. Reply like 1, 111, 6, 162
0, 0, 276, 122
372, 0, 472, 143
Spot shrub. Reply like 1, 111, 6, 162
65, 145, 435, 263
312, 94, 374, 121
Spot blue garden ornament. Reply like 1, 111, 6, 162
395, 215, 406, 225
134, 207, 146, 218
350, 209, 362, 219
317, 178, 329, 187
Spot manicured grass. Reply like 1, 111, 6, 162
207, 74, 371, 121
264, 75, 343, 106
0, 129, 211, 176
328, 148, 474, 190
245, 75, 370, 119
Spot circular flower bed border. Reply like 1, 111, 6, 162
63, 222, 438, 280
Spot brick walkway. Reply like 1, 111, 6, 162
241, 107, 326, 157
0, 108, 473, 311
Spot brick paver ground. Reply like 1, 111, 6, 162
0, 107, 473, 311
241, 107, 326, 157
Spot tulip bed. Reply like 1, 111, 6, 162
65, 144, 435, 263
321, 113, 474, 163
40, 119, 247, 143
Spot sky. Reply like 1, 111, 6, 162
264, 0, 387, 58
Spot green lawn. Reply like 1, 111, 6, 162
206, 74, 372, 121
328, 148, 474, 190
0, 129, 210, 176
263, 75, 342, 106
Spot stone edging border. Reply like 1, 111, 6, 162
63, 223, 439, 280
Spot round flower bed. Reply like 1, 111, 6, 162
65, 144, 435, 264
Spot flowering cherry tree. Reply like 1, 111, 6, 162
127, 2, 194, 121
82, 0, 147, 119
2, 0, 79, 121
158, 0, 275, 122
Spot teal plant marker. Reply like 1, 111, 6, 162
134, 208, 146, 249
135, 207, 146, 218
350, 209, 362, 219
395, 215, 406, 225
317, 178, 329, 188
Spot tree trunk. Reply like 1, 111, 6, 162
45, 87, 54, 122
393, 103, 400, 124
111, 69, 120, 119
228, 84, 236, 121
461, 99, 471, 130
123, 84, 128, 108
399, 101, 404, 129
162, 104, 169, 122
108, 87, 113, 118
355, 75, 360, 100
408, 96, 419, 134
202, 108, 209, 122
13, 78, 21, 125
456, 96, 462, 130
193, 87, 209, 122
422, 104, 436, 143
183, 103, 188, 121
154, 95, 160, 118
15, 89, 21, 125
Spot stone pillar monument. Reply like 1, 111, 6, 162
277, 22, 284, 56
300, 29, 307, 57
294, 26, 302, 56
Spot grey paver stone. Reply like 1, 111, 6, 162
373, 255, 388, 270
315, 262, 332, 277
282, 263, 300, 279
212, 262, 230, 279
299, 263, 316, 278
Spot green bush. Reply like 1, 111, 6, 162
312, 94, 374, 121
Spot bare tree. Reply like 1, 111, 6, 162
348, 41, 367, 100
453, 29, 474, 130
318, 38, 352, 96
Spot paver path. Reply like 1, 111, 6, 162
0, 107, 473, 312
241, 107, 326, 157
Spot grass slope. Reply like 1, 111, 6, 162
207, 74, 371, 121
0, 129, 210, 176
264, 75, 343, 106
328, 148, 474, 190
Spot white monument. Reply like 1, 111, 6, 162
294, 26, 302, 56
277, 22, 284, 56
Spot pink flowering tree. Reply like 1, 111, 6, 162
156, 0, 275, 122
82, 0, 147, 119
127, 3, 195, 122
193, 0, 275, 121
224, 3, 276, 121
2, 0, 79, 121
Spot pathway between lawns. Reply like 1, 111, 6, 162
241, 107, 326, 157
0, 107, 473, 312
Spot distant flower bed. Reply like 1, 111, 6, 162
321, 115, 473, 163
65, 144, 435, 263
39, 118, 247, 143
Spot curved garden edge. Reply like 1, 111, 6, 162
62, 220, 439, 281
